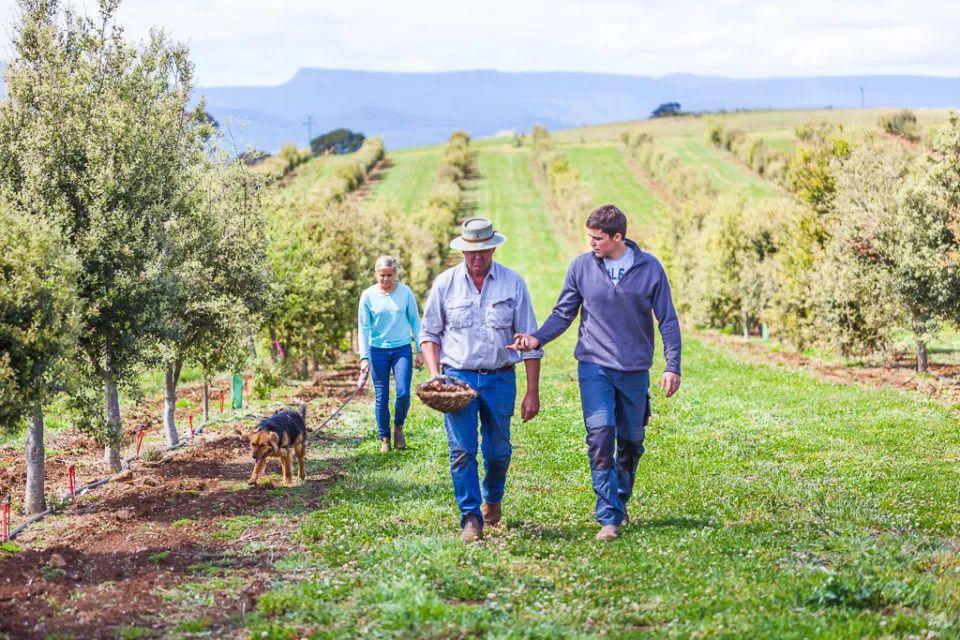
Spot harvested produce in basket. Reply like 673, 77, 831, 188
416, 375, 477, 413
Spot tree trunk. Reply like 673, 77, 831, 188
163, 362, 181, 448
917, 339, 929, 374
24, 404, 46, 515
742, 310, 750, 339
103, 369, 123, 472
202, 375, 210, 423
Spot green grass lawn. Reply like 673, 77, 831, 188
246, 146, 960, 639
563, 144, 666, 239
661, 137, 781, 201
371, 148, 443, 214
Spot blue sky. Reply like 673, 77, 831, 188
1, 0, 957, 86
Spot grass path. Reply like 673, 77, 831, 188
663, 137, 782, 201
563, 144, 666, 238
248, 148, 960, 639
370, 148, 442, 214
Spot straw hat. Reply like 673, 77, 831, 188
449, 217, 507, 252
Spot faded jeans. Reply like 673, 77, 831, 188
369, 345, 412, 439
577, 362, 651, 526
442, 367, 516, 526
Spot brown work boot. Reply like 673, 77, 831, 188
393, 425, 406, 450
481, 501, 501, 527
596, 524, 620, 541
461, 514, 483, 543
379, 437, 391, 453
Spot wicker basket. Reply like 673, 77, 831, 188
416, 375, 477, 413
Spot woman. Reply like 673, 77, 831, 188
358, 255, 424, 452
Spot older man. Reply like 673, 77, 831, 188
420, 217, 543, 543
510, 204, 681, 542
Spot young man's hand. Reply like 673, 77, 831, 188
414, 352, 424, 370
506, 333, 541, 352
660, 372, 681, 398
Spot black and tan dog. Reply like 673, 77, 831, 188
248, 404, 308, 486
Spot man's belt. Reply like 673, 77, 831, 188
442, 364, 515, 375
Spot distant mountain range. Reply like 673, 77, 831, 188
2, 66, 959, 151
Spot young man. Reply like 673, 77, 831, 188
509, 204, 681, 541
420, 217, 543, 543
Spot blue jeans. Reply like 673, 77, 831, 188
369, 345, 413, 439
442, 367, 516, 526
577, 362, 651, 526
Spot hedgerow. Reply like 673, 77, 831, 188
528, 126, 591, 236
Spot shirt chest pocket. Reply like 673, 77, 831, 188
445, 298, 474, 329
485, 297, 516, 329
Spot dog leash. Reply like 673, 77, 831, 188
310, 369, 368, 432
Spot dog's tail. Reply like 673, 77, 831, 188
296, 402, 308, 420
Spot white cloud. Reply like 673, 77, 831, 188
0, 0, 956, 85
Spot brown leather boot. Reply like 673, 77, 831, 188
481, 501, 501, 527
596, 524, 620, 541
460, 514, 483, 543
379, 437, 391, 453
393, 425, 406, 450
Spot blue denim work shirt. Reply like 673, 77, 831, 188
419, 261, 544, 370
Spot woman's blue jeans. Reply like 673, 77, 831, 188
369, 345, 412, 438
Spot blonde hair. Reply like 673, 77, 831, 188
375, 255, 400, 272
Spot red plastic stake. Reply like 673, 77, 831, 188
136, 430, 146, 457
67, 465, 76, 500
219, 390, 225, 413
1, 496, 10, 543
188, 414, 194, 437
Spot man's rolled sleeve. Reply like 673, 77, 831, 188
418, 281, 444, 346
514, 281, 544, 360
652, 267, 682, 375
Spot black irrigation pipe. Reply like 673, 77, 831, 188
3, 374, 370, 543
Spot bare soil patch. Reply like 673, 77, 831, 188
0, 368, 367, 639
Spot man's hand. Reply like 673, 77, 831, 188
506, 333, 541, 352
359, 359, 370, 374
659, 372, 681, 398
521, 390, 540, 422
414, 352, 424, 370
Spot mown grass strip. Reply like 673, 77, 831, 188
371, 148, 443, 215
562, 144, 667, 237
662, 136, 781, 201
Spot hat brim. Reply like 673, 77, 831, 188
450, 233, 507, 252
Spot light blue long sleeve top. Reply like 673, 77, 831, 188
357, 282, 421, 360
419, 261, 544, 370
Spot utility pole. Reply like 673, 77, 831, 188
302, 115, 314, 143
859, 86, 865, 109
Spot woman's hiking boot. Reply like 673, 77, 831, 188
393, 425, 406, 450
596, 524, 620, 541
461, 514, 483, 543
379, 437, 391, 453
481, 501, 501, 527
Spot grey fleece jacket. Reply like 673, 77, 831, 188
532, 239, 681, 373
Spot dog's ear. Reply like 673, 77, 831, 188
297, 403, 307, 420
268, 432, 280, 452
248, 431, 262, 445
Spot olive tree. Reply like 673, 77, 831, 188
158, 161, 272, 445
0, 205, 77, 514
0, 0, 208, 470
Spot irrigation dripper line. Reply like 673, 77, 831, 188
2, 373, 369, 543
